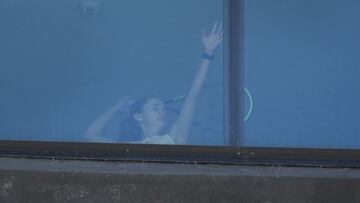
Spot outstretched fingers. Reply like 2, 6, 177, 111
202, 21, 224, 53
216, 22, 223, 36
211, 21, 219, 35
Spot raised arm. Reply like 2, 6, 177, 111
170, 22, 223, 144
83, 97, 128, 142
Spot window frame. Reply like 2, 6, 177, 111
224, 0, 244, 146
1, 141, 360, 168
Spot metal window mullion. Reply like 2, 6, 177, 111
224, 0, 244, 147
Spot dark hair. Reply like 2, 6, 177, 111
118, 96, 159, 142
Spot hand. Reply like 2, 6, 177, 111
202, 22, 223, 55
112, 96, 129, 112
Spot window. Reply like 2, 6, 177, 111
0, 0, 359, 167
243, 0, 360, 149
0, 0, 226, 146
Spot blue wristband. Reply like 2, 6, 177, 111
202, 52, 214, 61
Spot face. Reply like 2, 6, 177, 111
135, 97, 166, 130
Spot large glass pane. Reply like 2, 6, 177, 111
244, 0, 360, 149
0, 0, 224, 145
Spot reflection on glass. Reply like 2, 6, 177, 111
84, 23, 223, 144
0, 0, 224, 145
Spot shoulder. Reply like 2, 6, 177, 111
137, 134, 176, 145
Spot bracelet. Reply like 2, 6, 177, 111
202, 52, 214, 61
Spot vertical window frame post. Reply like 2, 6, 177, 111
224, 0, 244, 146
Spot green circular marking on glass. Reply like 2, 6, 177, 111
244, 87, 253, 122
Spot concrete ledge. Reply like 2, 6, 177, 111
0, 157, 360, 202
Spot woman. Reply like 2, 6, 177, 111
84, 22, 223, 144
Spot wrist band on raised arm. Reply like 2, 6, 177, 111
202, 52, 214, 61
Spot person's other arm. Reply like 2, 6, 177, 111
83, 97, 128, 142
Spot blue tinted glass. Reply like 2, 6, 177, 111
0, 0, 224, 145
244, 0, 360, 149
